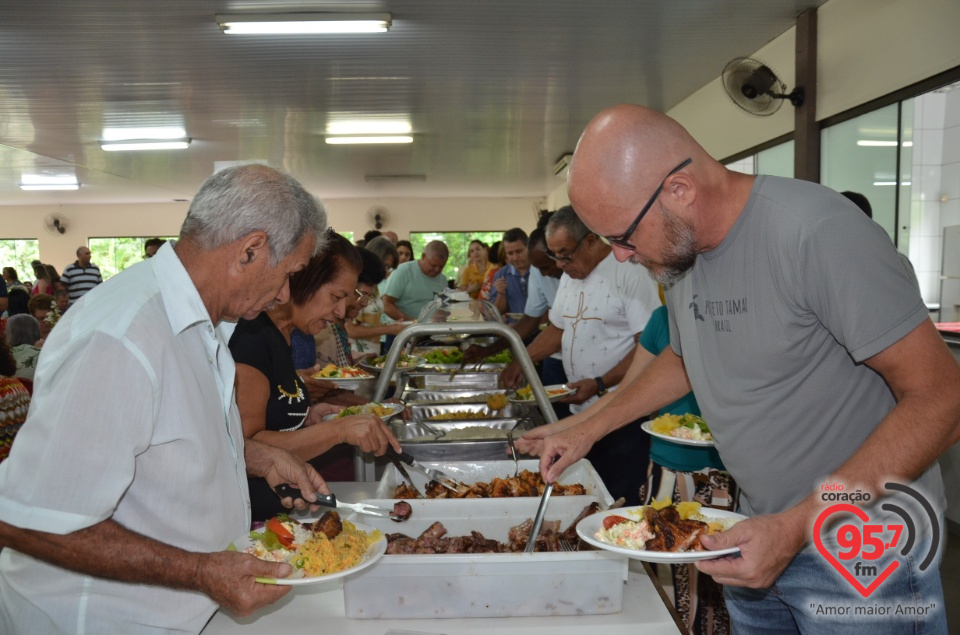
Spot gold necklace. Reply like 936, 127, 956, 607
276, 383, 304, 404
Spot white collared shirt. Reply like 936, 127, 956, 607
0, 242, 250, 634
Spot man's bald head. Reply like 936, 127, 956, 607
568, 104, 712, 236
423, 240, 449, 260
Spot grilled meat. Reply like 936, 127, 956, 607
311, 511, 343, 540
394, 470, 586, 499
642, 505, 708, 552
392, 500, 413, 521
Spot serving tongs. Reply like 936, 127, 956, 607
273, 485, 406, 521
387, 448, 467, 492
525, 456, 558, 553
388, 453, 425, 499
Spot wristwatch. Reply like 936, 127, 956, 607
594, 376, 608, 396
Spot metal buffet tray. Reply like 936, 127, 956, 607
392, 418, 524, 443
409, 403, 523, 420
390, 419, 532, 461
403, 388, 508, 404
405, 371, 502, 390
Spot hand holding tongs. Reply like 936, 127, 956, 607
273, 485, 407, 521
387, 448, 467, 492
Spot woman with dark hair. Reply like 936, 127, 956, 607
229, 231, 401, 520
0, 329, 30, 463
6, 314, 42, 382
479, 240, 503, 301
396, 240, 414, 264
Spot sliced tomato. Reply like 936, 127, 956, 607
602, 515, 631, 530
266, 517, 295, 549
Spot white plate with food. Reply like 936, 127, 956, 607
641, 414, 714, 447
311, 364, 375, 389
359, 354, 425, 374
509, 384, 576, 403
576, 504, 745, 564
322, 402, 405, 422
235, 516, 387, 586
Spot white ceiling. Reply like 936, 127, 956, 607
0, 0, 827, 206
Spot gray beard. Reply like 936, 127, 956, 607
629, 204, 697, 285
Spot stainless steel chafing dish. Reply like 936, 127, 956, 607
358, 297, 558, 480
408, 403, 523, 420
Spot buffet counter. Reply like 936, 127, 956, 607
201, 482, 684, 634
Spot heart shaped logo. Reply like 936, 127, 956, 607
813, 503, 899, 598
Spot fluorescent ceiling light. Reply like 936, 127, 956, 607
217, 13, 391, 35
102, 126, 186, 141
327, 120, 411, 135
100, 139, 191, 151
20, 174, 79, 191
325, 135, 413, 145
857, 140, 914, 147
873, 181, 912, 186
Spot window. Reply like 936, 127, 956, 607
410, 231, 505, 282
821, 103, 902, 241
0, 239, 40, 284
723, 140, 794, 177
90, 237, 176, 279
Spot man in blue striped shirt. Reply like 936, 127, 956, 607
61, 246, 103, 305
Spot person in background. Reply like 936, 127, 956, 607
468, 218, 568, 417
30, 261, 52, 296
489, 228, 530, 314
144, 237, 167, 258
638, 304, 734, 635
53, 288, 70, 314
365, 236, 399, 277
230, 232, 401, 514
61, 246, 103, 305
45, 264, 63, 293
396, 240, 414, 265
479, 239, 503, 301
363, 229, 382, 245
0, 330, 29, 464
381, 240, 449, 322
27, 293, 54, 341
2, 268, 20, 290
841, 190, 920, 291
345, 248, 408, 360
6, 314, 42, 383
504, 207, 661, 503
382, 230, 399, 244
458, 239, 494, 299
528, 104, 958, 634
0, 271, 6, 315
0, 164, 332, 633
5, 288, 29, 318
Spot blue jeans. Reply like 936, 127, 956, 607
724, 529, 946, 634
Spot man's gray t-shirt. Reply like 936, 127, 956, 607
665, 175, 943, 518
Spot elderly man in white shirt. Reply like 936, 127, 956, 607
504, 206, 660, 504
0, 165, 330, 634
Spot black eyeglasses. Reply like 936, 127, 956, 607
602, 157, 693, 251
546, 232, 593, 264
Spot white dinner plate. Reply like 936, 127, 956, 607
235, 521, 386, 586
509, 384, 576, 403
641, 420, 715, 447
311, 368, 375, 389
576, 506, 745, 564
359, 355, 426, 374
322, 402, 405, 422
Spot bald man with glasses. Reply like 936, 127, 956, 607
518, 104, 958, 635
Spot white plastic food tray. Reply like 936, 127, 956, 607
342, 496, 627, 618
